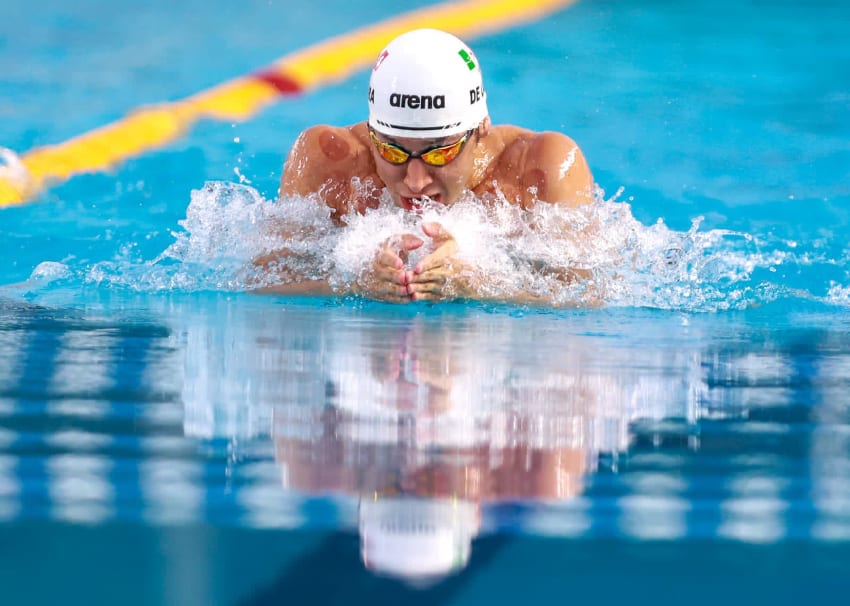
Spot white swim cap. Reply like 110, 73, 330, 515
368, 29, 488, 138
359, 496, 480, 582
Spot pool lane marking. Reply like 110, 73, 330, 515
0, 0, 577, 207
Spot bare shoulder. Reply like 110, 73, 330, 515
494, 126, 594, 207
280, 122, 375, 198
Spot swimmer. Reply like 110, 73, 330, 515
260, 28, 594, 303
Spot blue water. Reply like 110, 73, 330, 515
2, 0, 850, 604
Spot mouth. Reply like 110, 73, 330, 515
400, 194, 442, 213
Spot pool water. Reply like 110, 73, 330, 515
2, 0, 850, 604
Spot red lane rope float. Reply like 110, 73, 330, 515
0, 0, 577, 207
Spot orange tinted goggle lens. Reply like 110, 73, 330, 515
420, 138, 465, 166
370, 130, 468, 167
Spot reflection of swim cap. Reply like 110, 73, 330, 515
359, 497, 480, 582
368, 29, 488, 138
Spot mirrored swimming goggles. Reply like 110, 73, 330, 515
368, 127, 474, 167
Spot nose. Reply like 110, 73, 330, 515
402, 158, 433, 193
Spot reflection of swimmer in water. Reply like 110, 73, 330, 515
174, 307, 706, 581
274, 408, 590, 584
271, 318, 634, 583
256, 28, 594, 303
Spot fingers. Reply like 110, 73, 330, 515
408, 255, 458, 301
408, 284, 447, 302
382, 233, 423, 266
357, 234, 422, 303
413, 249, 455, 278
375, 247, 404, 271
412, 234, 458, 278
357, 227, 465, 302
406, 224, 461, 300
412, 224, 456, 273
358, 271, 410, 302
364, 259, 410, 302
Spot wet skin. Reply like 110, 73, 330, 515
276, 118, 594, 303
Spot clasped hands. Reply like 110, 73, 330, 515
356, 221, 473, 303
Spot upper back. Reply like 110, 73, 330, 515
280, 123, 379, 219
472, 125, 593, 208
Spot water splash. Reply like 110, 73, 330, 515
827, 282, 850, 306
15, 179, 841, 312
83, 181, 336, 292
30, 261, 72, 282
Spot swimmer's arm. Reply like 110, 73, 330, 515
250, 280, 335, 296
250, 240, 414, 301
248, 250, 335, 295
514, 132, 597, 290
258, 126, 356, 295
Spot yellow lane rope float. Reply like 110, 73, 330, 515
0, 0, 576, 207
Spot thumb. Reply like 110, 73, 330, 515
392, 234, 424, 265
399, 233, 424, 251
422, 221, 452, 243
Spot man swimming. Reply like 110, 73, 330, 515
265, 28, 594, 303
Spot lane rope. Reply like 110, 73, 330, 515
0, 0, 576, 207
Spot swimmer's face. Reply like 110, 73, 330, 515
369, 128, 478, 212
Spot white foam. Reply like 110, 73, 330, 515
67, 179, 838, 311
826, 282, 850, 306
29, 261, 71, 282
